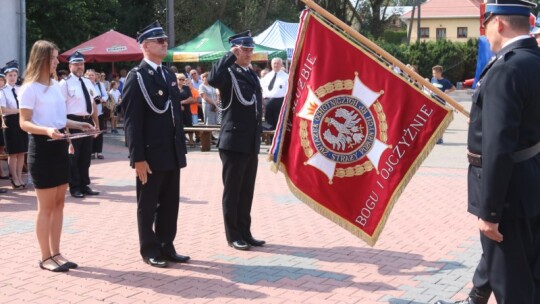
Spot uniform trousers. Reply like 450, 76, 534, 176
136, 169, 180, 258
471, 215, 540, 304
67, 115, 93, 193
219, 149, 258, 243
92, 114, 106, 154
264, 97, 284, 130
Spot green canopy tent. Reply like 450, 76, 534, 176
164, 20, 286, 62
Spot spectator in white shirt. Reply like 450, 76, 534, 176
260, 58, 288, 130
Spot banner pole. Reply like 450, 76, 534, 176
300, 0, 470, 118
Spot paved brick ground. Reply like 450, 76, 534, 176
0, 91, 497, 303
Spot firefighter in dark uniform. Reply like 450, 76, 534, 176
436, 1, 540, 303
122, 21, 189, 268
208, 31, 266, 250
59, 52, 100, 198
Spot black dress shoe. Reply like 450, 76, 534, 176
143, 257, 168, 268
71, 190, 85, 198
245, 237, 266, 247
162, 253, 190, 263
228, 240, 250, 250
83, 187, 100, 195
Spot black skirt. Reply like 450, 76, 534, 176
0, 117, 4, 147
28, 133, 69, 189
3, 114, 29, 154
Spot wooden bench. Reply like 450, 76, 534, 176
184, 125, 220, 152
183, 126, 277, 152
262, 130, 275, 145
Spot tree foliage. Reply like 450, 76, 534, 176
170, 0, 300, 46
26, 0, 478, 82
27, 0, 121, 52
26, 0, 405, 51
115, 0, 160, 39
378, 38, 479, 83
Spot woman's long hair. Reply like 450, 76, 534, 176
23, 40, 59, 86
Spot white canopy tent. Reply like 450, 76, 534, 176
254, 20, 299, 60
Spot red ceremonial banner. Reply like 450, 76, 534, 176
271, 11, 453, 246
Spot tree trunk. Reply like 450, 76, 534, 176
369, 0, 388, 39
346, 0, 363, 30
219, 0, 228, 19
259, 0, 272, 27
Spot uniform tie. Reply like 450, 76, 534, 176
79, 77, 92, 114
268, 72, 277, 91
11, 88, 19, 109
156, 66, 165, 81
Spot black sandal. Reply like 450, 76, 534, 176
10, 179, 23, 190
52, 253, 78, 269
39, 256, 69, 272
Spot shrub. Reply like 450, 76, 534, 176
378, 39, 479, 84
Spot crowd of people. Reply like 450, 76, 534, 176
7, 1, 540, 301
0, 20, 284, 272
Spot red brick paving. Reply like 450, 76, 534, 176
0, 115, 495, 304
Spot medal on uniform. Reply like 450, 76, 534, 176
149, 70, 154, 75
158, 90, 163, 96
236, 67, 242, 73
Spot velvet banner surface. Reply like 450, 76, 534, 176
270, 11, 453, 246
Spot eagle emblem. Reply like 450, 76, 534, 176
323, 108, 364, 151
297, 73, 389, 183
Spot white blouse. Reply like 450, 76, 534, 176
19, 80, 67, 130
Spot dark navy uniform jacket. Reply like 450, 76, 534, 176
208, 52, 263, 154
122, 61, 187, 171
467, 37, 540, 222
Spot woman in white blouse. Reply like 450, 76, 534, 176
19, 40, 94, 272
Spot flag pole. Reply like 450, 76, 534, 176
300, 0, 470, 118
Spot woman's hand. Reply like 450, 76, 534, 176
77, 122, 95, 132
47, 128, 66, 139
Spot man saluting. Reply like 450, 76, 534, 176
208, 31, 266, 251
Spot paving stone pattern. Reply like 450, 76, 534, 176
0, 91, 498, 303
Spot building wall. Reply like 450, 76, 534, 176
0, 0, 22, 73
406, 18, 481, 42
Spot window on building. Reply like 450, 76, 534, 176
457, 27, 468, 38
419, 27, 429, 38
436, 28, 446, 40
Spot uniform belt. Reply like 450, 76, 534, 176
467, 142, 540, 168
67, 114, 92, 121
467, 151, 482, 167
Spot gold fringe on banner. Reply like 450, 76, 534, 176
277, 110, 453, 246
267, 7, 457, 245
368, 110, 454, 244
